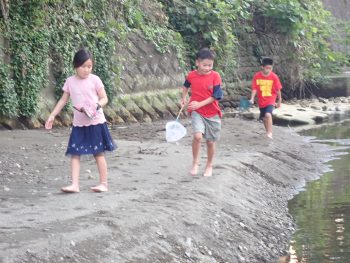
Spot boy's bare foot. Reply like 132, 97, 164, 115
266, 133, 273, 139
203, 166, 213, 177
189, 164, 199, 176
90, 184, 108, 192
61, 185, 80, 193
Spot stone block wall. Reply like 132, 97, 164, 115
117, 32, 184, 94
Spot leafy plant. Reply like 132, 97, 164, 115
0, 64, 18, 117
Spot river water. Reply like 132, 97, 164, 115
286, 121, 350, 262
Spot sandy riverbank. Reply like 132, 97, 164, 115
0, 114, 336, 262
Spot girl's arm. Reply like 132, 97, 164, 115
45, 92, 70, 130
97, 87, 108, 108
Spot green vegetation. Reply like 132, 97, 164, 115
162, 0, 348, 96
0, 0, 185, 118
0, 0, 349, 119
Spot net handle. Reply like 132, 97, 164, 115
176, 104, 185, 121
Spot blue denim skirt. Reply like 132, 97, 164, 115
66, 123, 116, 156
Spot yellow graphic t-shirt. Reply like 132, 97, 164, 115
256, 79, 273, 97
252, 71, 282, 108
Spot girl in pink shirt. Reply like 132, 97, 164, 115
45, 49, 115, 193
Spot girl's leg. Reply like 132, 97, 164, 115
61, 155, 80, 193
203, 141, 215, 177
264, 113, 273, 138
91, 153, 108, 192
190, 132, 202, 175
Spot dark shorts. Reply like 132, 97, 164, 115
259, 105, 274, 120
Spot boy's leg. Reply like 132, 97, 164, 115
91, 153, 108, 192
204, 140, 215, 177
260, 105, 274, 138
191, 132, 202, 175
61, 155, 80, 193
190, 112, 205, 175
202, 115, 221, 177
264, 113, 273, 138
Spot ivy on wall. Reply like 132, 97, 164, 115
258, 0, 346, 92
1, 0, 350, 119
159, 0, 241, 78
0, 0, 186, 118
161, 0, 349, 97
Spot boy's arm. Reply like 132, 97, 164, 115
249, 90, 257, 104
276, 89, 282, 108
188, 97, 215, 111
188, 83, 222, 110
181, 86, 189, 106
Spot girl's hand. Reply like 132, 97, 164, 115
188, 101, 200, 110
45, 115, 55, 130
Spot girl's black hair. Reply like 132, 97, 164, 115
261, 57, 273, 66
196, 47, 216, 60
73, 49, 93, 68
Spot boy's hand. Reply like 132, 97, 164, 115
188, 101, 201, 110
249, 99, 254, 105
45, 115, 55, 130
276, 102, 282, 108
180, 98, 187, 107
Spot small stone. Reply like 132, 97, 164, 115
239, 222, 246, 228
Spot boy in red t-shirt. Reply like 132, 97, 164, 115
249, 57, 282, 139
181, 48, 223, 177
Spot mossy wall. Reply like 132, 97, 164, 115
0, 0, 349, 129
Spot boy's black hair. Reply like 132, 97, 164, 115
73, 49, 93, 68
196, 48, 216, 60
261, 57, 273, 66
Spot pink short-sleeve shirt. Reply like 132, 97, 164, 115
63, 74, 107, 127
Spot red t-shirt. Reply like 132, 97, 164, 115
252, 71, 282, 108
185, 70, 222, 118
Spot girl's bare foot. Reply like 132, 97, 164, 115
90, 184, 108, 192
189, 164, 199, 176
266, 133, 273, 139
203, 166, 213, 177
61, 185, 79, 193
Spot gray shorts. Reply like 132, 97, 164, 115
191, 111, 221, 141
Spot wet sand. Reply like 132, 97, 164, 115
0, 117, 334, 262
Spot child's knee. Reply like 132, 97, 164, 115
193, 133, 203, 142
265, 113, 272, 119
206, 140, 215, 146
